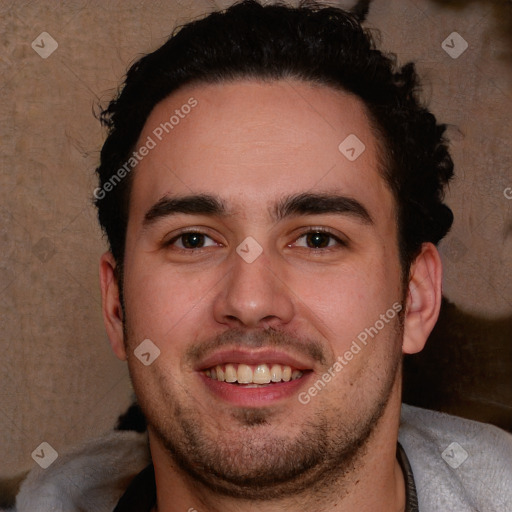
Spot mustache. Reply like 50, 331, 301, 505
185, 327, 328, 367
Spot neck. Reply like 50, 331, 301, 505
150, 394, 406, 512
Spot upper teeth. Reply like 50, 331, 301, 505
205, 363, 303, 384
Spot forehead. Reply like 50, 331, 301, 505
129, 79, 393, 223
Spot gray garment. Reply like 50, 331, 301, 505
399, 405, 512, 511
8, 404, 512, 512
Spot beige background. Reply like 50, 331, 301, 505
1, 0, 511, 477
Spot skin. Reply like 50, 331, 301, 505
100, 80, 443, 512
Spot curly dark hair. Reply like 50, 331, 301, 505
95, 0, 453, 279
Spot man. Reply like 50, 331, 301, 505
13, 1, 512, 511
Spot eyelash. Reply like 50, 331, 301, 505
164, 229, 219, 251
164, 227, 347, 252
296, 228, 347, 249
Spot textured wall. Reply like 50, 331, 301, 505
1, 0, 511, 478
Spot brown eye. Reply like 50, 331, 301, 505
293, 230, 343, 249
167, 232, 217, 250
180, 233, 206, 248
305, 232, 331, 248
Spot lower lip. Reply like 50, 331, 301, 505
198, 372, 312, 407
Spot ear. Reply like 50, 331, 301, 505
402, 242, 443, 355
99, 252, 127, 361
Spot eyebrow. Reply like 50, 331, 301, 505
143, 192, 373, 227
144, 194, 225, 226
273, 192, 373, 224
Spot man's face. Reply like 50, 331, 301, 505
120, 80, 405, 497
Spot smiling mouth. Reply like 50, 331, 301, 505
203, 363, 307, 387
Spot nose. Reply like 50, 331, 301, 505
212, 246, 295, 329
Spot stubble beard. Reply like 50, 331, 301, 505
127, 321, 404, 501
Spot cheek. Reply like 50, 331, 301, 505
122, 261, 217, 347
290, 255, 401, 348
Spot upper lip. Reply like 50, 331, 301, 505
195, 348, 315, 372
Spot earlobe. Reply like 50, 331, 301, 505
402, 242, 443, 355
99, 252, 127, 361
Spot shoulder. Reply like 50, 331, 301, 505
14, 430, 150, 512
399, 404, 512, 512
